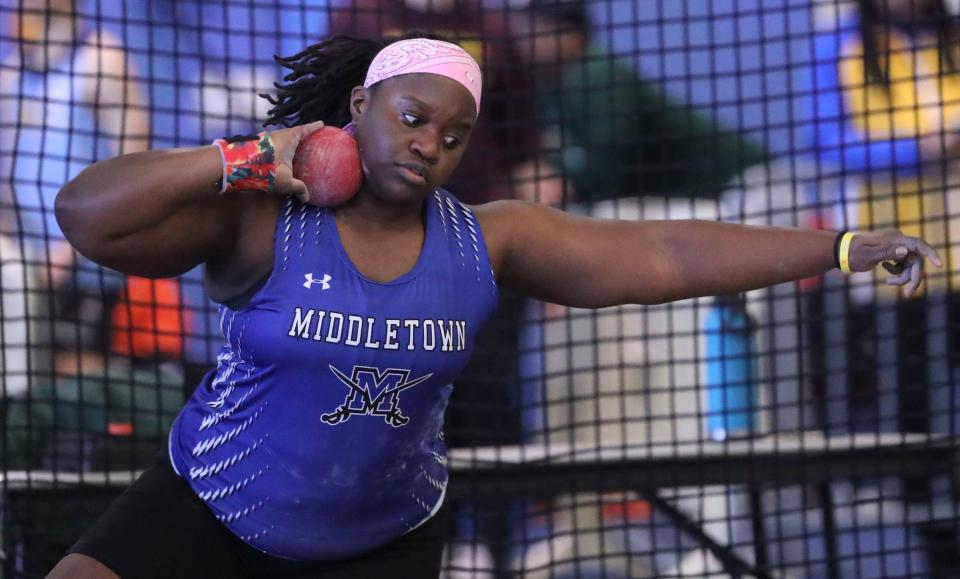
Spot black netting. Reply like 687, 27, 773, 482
0, 0, 957, 577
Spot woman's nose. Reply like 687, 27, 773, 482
410, 132, 439, 163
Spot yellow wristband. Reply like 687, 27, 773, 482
838, 231, 856, 274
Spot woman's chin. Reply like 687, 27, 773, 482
368, 178, 432, 205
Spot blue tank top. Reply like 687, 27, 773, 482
168, 191, 498, 560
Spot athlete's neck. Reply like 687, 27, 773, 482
333, 187, 426, 232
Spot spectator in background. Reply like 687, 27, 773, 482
1, 0, 150, 284
4, 294, 184, 473
806, 0, 960, 440
807, 5, 960, 571
507, 4, 769, 575
2, 286, 184, 577
0, 1, 187, 390
508, 0, 768, 205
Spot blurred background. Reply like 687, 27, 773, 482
0, 0, 959, 577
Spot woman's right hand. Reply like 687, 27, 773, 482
263, 120, 326, 202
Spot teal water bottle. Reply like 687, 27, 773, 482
704, 294, 757, 440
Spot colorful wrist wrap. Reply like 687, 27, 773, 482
212, 132, 277, 194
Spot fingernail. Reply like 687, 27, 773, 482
896, 246, 908, 258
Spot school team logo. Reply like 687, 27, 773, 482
321, 365, 433, 428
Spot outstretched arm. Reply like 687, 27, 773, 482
476, 201, 940, 308
55, 146, 238, 278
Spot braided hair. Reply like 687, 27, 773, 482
263, 35, 385, 129
263, 32, 448, 129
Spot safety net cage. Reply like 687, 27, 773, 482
0, 0, 958, 577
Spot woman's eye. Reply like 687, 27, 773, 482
401, 113, 420, 126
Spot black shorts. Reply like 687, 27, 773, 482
68, 452, 449, 579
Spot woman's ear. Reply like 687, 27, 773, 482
349, 86, 369, 124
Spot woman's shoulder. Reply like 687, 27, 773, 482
468, 199, 551, 270
468, 198, 528, 230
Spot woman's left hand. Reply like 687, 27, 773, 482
848, 229, 943, 297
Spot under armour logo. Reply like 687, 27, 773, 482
303, 273, 332, 290
322, 365, 432, 428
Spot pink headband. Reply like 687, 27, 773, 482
363, 38, 482, 116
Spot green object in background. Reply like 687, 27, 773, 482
4, 359, 185, 470
537, 46, 769, 201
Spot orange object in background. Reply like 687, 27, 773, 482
107, 422, 134, 436
599, 493, 651, 523
112, 276, 187, 359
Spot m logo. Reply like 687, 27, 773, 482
304, 273, 332, 290
322, 365, 432, 427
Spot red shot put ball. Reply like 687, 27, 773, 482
292, 126, 363, 207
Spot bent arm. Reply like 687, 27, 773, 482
55, 122, 322, 279
54, 146, 239, 278
478, 201, 935, 307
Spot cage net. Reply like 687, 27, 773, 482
0, 0, 958, 577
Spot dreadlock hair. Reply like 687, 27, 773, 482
263, 32, 451, 129
857, 0, 960, 88
263, 35, 386, 129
